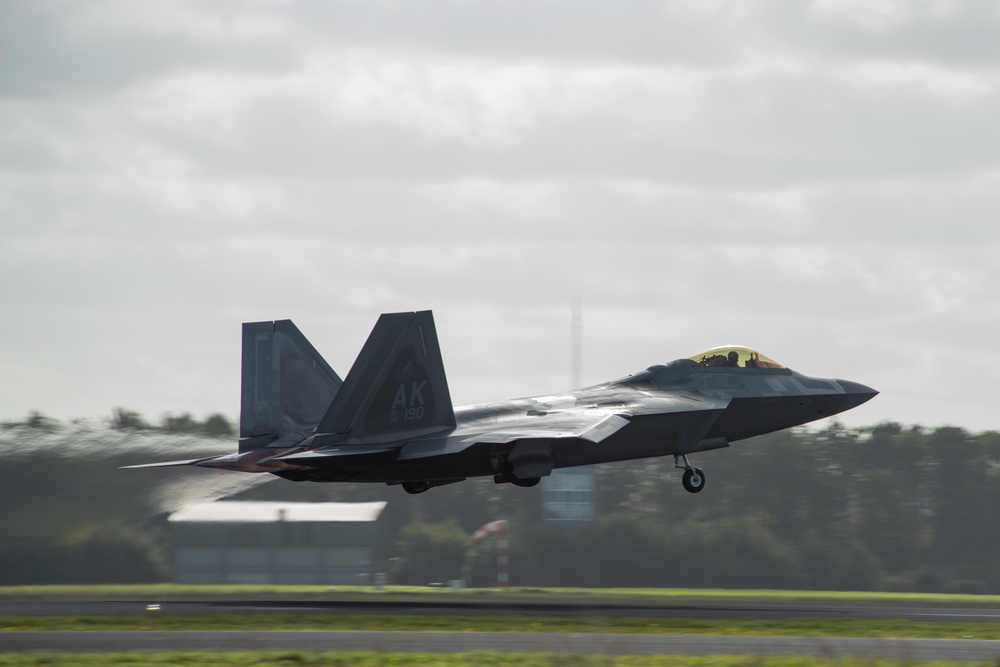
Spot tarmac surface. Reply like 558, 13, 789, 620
3, 600, 1000, 659
3, 599, 1000, 622
3, 630, 1000, 659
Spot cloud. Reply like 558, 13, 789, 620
1, 0, 999, 432
0, 1, 299, 99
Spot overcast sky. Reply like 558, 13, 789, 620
2, 0, 999, 432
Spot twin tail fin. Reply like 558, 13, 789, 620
239, 320, 343, 450
317, 310, 456, 443
240, 311, 455, 450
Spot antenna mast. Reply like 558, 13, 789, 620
571, 298, 582, 389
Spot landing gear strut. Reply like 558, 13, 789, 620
674, 454, 706, 494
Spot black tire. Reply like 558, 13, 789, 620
500, 460, 542, 487
682, 467, 706, 494
402, 481, 431, 494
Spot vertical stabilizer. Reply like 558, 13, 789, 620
240, 320, 343, 448
317, 311, 456, 442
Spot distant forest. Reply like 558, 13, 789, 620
1, 410, 998, 593
3, 408, 236, 437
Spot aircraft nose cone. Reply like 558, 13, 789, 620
837, 379, 878, 409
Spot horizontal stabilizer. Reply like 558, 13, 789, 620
120, 457, 218, 469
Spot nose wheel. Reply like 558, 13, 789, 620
675, 455, 706, 494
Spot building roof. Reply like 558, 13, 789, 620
168, 501, 387, 524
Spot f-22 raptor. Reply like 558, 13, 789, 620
128, 311, 877, 494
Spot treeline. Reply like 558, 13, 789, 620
0, 524, 167, 585
0, 418, 998, 592
383, 423, 1000, 593
2, 408, 235, 437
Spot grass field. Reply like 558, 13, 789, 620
3, 614, 1000, 639
3, 585, 999, 606
4, 585, 1000, 638
0, 655, 992, 667
4, 586, 999, 664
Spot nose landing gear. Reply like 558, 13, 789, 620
674, 454, 706, 494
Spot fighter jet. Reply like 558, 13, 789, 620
126, 311, 877, 494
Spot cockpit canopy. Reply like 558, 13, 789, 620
687, 346, 785, 369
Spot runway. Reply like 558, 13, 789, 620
4, 599, 1000, 659
4, 630, 1000, 660
3, 599, 1000, 623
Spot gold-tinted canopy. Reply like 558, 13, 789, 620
687, 346, 785, 369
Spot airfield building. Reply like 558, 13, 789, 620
168, 501, 387, 585
542, 467, 596, 522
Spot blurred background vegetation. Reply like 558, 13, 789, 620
1, 410, 997, 593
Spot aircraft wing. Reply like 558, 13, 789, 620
398, 411, 629, 461
459, 413, 629, 444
